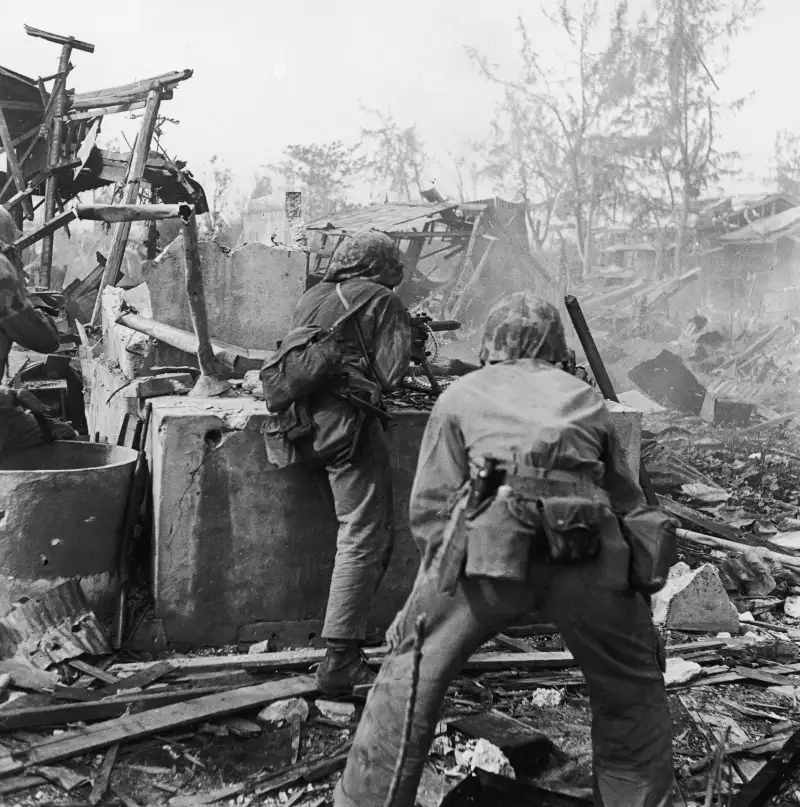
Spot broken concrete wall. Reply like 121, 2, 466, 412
142, 238, 306, 351
148, 398, 425, 646
147, 396, 645, 646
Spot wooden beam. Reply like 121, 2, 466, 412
40, 36, 76, 289
0, 676, 316, 776
90, 85, 162, 326
0, 101, 42, 112
0, 106, 35, 220
76, 203, 190, 223
730, 725, 800, 807
65, 96, 174, 122
24, 24, 96, 53
110, 648, 576, 677
13, 210, 76, 252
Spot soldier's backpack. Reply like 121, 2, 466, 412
260, 284, 383, 413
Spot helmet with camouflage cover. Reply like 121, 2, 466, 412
478, 292, 568, 365
324, 230, 404, 288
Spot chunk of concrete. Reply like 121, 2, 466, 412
652, 562, 740, 633
122, 373, 194, 399
315, 699, 356, 724
258, 697, 309, 725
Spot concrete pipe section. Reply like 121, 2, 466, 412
0, 441, 138, 619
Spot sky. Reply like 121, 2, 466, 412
2, 0, 799, 205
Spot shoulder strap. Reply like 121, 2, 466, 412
328, 283, 385, 332
334, 283, 383, 387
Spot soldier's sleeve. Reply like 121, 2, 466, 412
0, 386, 15, 410
0, 255, 60, 355
409, 389, 470, 552
602, 423, 646, 514
370, 292, 411, 393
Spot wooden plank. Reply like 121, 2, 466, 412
730, 725, 800, 807
0, 677, 316, 776
0, 685, 229, 731
494, 634, 530, 653
111, 648, 576, 677
89, 743, 118, 804
14, 210, 76, 252
659, 496, 750, 544
69, 659, 119, 685
98, 660, 173, 696
734, 666, 800, 688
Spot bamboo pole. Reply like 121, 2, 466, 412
89, 86, 162, 327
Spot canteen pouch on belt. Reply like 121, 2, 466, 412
619, 505, 679, 594
537, 497, 605, 565
463, 491, 537, 582
262, 402, 313, 468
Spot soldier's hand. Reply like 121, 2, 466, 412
15, 388, 47, 415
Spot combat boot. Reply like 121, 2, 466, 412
315, 640, 375, 696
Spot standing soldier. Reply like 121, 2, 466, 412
0, 209, 76, 452
276, 231, 411, 696
334, 292, 676, 807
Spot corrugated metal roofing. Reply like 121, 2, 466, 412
0, 578, 110, 669
307, 202, 458, 234
719, 205, 800, 244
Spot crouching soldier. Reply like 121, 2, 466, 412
333, 292, 678, 807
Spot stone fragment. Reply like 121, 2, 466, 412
220, 717, 262, 738
315, 699, 356, 723
663, 658, 703, 686
122, 373, 195, 399
258, 697, 310, 725
651, 562, 740, 633
785, 596, 800, 619
469, 738, 516, 779
0, 673, 9, 693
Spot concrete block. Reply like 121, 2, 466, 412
80, 352, 139, 444
142, 238, 306, 351
652, 562, 740, 633
122, 373, 194, 399
605, 400, 642, 479
148, 395, 426, 646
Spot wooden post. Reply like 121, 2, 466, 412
180, 210, 231, 397
40, 46, 73, 288
89, 86, 162, 327
0, 106, 34, 220
26, 24, 95, 289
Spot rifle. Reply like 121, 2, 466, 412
408, 314, 461, 396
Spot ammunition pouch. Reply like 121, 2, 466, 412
537, 496, 605, 566
462, 490, 607, 582
262, 401, 313, 467
619, 505, 679, 594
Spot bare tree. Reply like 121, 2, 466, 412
359, 108, 427, 202
774, 130, 800, 196
467, 1, 638, 272
272, 141, 362, 221
628, 0, 761, 275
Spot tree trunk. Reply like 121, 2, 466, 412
673, 180, 690, 277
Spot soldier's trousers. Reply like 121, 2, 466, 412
3, 411, 77, 452
333, 560, 676, 807
321, 418, 395, 642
